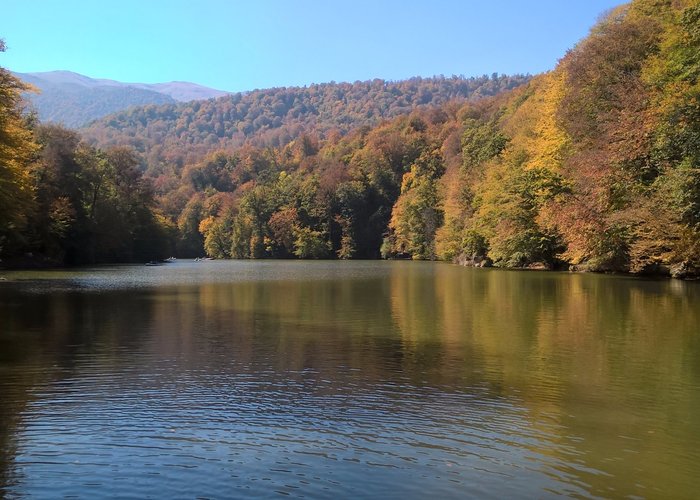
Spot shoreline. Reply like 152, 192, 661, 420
2, 256, 698, 281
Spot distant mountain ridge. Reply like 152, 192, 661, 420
14, 70, 230, 127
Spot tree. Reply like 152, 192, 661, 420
268, 207, 299, 257
388, 150, 445, 259
177, 196, 206, 256
293, 226, 330, 259
0, 39, 38, 256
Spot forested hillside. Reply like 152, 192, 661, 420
151, 0, 700, 278
82, 74, 529, 168
2, 0, 699, 278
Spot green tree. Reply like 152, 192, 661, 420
293, 226, 330, 259
388, 149, 445, 259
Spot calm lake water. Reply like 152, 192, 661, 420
1, 260, 699, 498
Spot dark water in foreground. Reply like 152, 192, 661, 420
0, 260, 699, 498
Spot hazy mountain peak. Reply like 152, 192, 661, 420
13, 70, 230, 127
147, 81, 230, 102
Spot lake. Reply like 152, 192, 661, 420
1, 260, 699, 498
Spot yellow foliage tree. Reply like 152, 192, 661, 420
0, 40, 38, 255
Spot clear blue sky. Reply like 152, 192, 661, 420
2, 0, 623, 92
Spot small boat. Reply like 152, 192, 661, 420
145, 260, 162, 266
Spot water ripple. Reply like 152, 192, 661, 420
2, 261, 699, 498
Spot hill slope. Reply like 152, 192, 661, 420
81, 74, 530, 167
153, 0, 700, 277
15, 71, 229, 127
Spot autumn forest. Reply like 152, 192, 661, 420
2, 0, 700, 278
